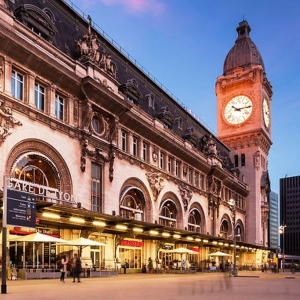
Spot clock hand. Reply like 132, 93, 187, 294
231, 106, 241, 111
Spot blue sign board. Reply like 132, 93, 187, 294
6, 189, 36, 228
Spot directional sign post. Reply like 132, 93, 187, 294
6, 189, 36, 228
1, 177, 37, 294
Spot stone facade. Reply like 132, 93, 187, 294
0, 1, 271, 271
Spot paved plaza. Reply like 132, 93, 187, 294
2, 270, 300, 300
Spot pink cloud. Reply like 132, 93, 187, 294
98, 0, 166, 16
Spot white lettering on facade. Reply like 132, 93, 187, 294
7, 178, 78, 204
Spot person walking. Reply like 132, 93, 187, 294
72, 253, 82, 283
60, 255, 68, 283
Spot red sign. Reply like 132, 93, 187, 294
120, 240, 144, 247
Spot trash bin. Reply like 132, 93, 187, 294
142, 264, 146, 273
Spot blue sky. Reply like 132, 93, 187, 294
68, 0, 300, 194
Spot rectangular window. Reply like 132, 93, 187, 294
167, 157, 172, 173
159, 152, 165, 170
194, 171, 199, 186
142, 142, 148, 161
133, 136, 138, 157
200, 174, 204, 189
241, 154, 245, 166
234, 155, 238, 168
55, 94, 64, 120
121, 131, 127, 151
11, 70, 24, 100
175, 160, 179, 177
91, 163, 102, 213
188, 168, 193, 183
34, 83, 45, 111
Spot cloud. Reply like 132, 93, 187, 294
98, 0, 166, 16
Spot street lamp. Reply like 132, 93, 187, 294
279, 225, 286, 272
229, 198, 237, 276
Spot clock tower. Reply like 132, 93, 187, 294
216, 21, 273, 247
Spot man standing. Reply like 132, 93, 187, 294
73, 253, 82, 283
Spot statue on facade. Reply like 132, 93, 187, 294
76, 16, 117, 78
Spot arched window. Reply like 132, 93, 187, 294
241, 154, 245, 166
234, 155, 238, 167
188, 209, 201, 233
220, 219, 230, 238
159, 200, 177, 228
120, 188, 144, 221
11, 152, 60, 196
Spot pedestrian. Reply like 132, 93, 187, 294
60, 255, 68, 283
72, 253, 82, 283
123, 259, 129, 274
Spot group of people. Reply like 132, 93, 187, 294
59, 253, 82, 283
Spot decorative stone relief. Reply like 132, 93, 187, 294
152, 146, 158, 162
80, 139, 115, 182
202, 134, 218, 156
82, 100, 93, 130
0, 100, 22, 144
178, 183, 193, 210
156, 106, 174, 128
77, 16, 117, 78
118, 79, 142, 104
146, 171, 164, 201
183, 127, 198, 147
0, 57, 3, 91
253, 150, 260, 170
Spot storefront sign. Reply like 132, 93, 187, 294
6, 189, 36, 228
120, 240, 144, 247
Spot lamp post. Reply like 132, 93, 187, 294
229, 198, 237, 276
279, 225, 286, 272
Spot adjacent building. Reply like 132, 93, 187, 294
269, 191, 279, 249
0, 0, 273, 273
280, 176, 300, 256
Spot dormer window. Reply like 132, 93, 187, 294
119, 79, 142, 105
157, 106, 174, 129
15, 4, 58, 42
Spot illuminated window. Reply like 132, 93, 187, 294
159, 200, 177, 227
91, 163, 102, 213
188, 209, 201, 233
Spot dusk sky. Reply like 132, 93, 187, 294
67, 0, 300, 194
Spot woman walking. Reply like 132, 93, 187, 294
60, 255, 68, 283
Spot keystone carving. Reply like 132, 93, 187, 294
146, 171, 164, 201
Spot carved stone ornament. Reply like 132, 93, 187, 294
178, 183, 193, 211
118, 79, 142, 104
80, 139, 115, 182
82, 100, 93, 131
207, 175, 222, 197
77, 16, 117, 78
183, 127, 198, 147
0, 100, 22, 144
156, 106, 174, 128
253, 150, 260, 170
146, 171, 164, 201
152, 146, 158, 162
202, 134, 218, 156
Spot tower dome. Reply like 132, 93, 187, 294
223, 21, 265, 75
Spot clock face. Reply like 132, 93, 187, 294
263, 98, 270, 128
224, 95, 253, 125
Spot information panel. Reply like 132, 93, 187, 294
6, 189, 36, 228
